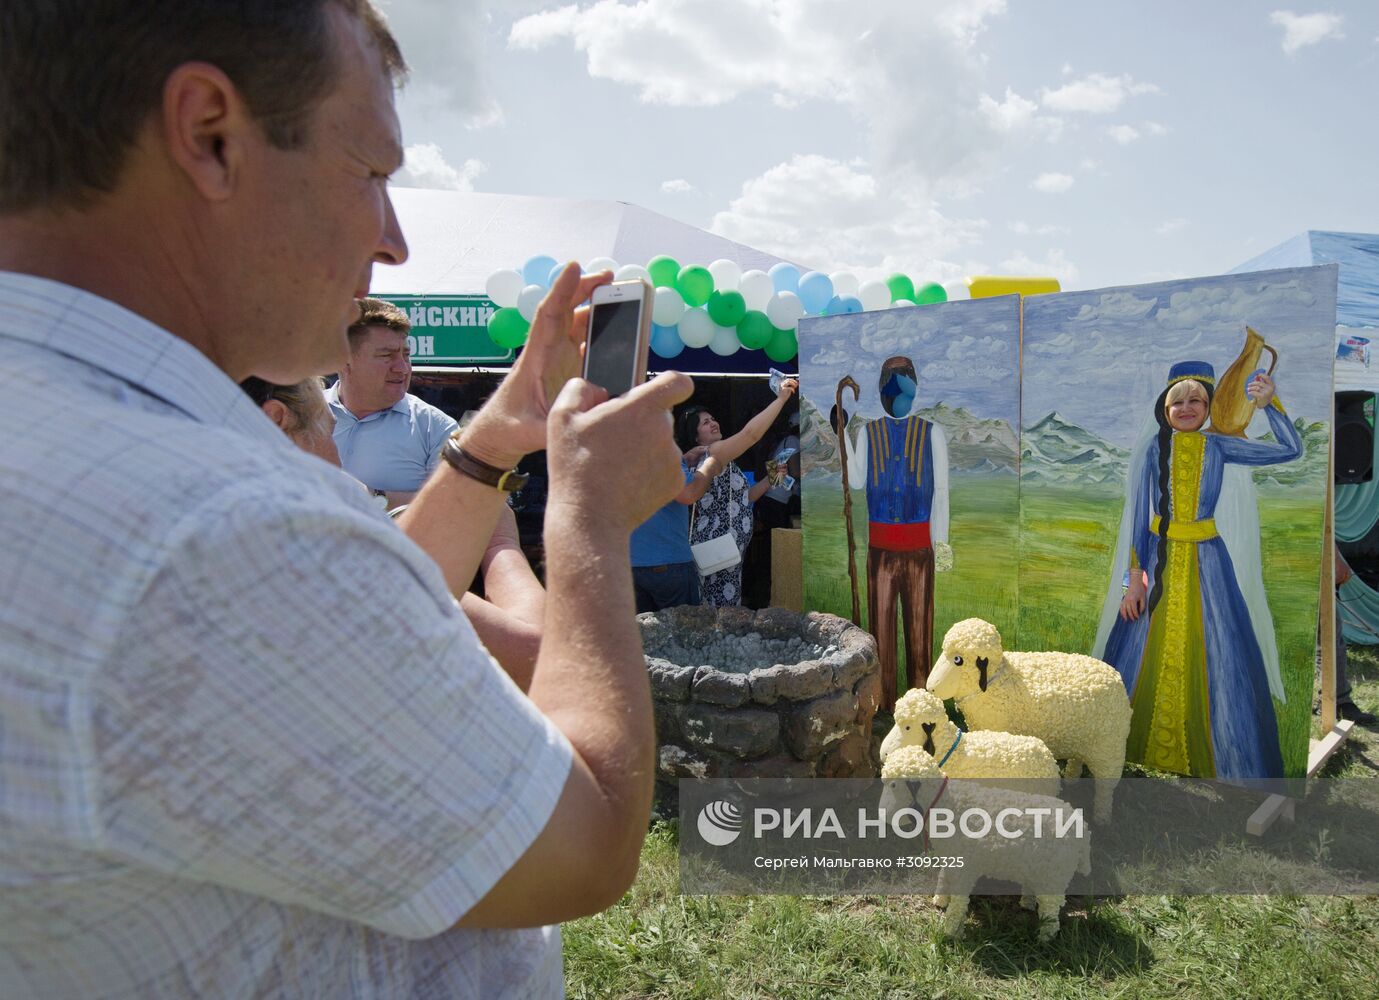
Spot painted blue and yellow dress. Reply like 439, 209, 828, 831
1101, 401, 1302, 779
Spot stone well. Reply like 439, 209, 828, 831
641, 606, 881, 792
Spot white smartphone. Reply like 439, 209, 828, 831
583, 279, 652, 397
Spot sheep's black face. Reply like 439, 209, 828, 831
977, 656, 990, 691
921, 722, 936, 755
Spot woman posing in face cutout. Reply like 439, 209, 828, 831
1099, 361, 1302, 780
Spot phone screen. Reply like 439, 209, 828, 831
585, 299, 642, 397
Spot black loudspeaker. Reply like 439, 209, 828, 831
1335, 390, 1375, 484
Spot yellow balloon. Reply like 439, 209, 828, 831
967, 276, 1061, 299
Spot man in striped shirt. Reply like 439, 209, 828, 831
0, 2, 686, 996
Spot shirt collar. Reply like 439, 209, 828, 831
326, 383, 412, 423
0, 270, 282, 445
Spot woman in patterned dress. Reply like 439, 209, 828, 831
677, 378, 798, 606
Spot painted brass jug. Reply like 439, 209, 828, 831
1211, 326, 1278, 437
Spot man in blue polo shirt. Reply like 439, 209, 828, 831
327, 297, 457, 508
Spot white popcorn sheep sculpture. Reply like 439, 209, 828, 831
880, 689, 1062, 799
880, 745, 1091, 941
926, 618, 1131, 824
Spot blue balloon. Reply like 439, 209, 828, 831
892, 392, 914, 416
769, 262, 800, 295
522, 254, 559, 287
650, 322, 685, 359
797, 271, 834, 314
838, 295, 863, 314
550, 262, 580, 287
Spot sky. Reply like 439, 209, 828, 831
380, 1, 1379, 293
1022, 266, 1338, 444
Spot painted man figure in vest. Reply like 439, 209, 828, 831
844, 356, 951, 710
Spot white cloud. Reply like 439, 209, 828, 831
710, 154, 985, 280
1040, 72, 1159, 114
508, 0, 1020, 188
1155, 218, 1188, 236
383, 0, 502, 126
1078, 158, 1101, 172
661, 178, 696, 194
1144, 121, 1169, 136
978, 87, 1062, 139
1269, 10, 1345, 54
1107, 124, 1140, 145
1000, 248, 1079, 285
1031, 172, 1074, 194
1009, 221, 1070, 236
809, 348, 854, 367
393, 143, 485, 191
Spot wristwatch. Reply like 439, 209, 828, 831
441, 432, 529, 492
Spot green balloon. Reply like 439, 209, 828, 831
706, 289, 746, 327
886, 273, 915, 303
648, 255, 681, 288
915, 281, 947, 305
736, 310, 773, 350
764, 325, 797, 362
487, 306, 529, 348
676, 265, 715, 307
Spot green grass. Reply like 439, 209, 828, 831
564, 652, 1379, 996
566, 825, 1379, 998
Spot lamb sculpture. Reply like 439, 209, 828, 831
880, 746, 1091, 941
879, 689, 1062, 799
926, 618, 1131, 824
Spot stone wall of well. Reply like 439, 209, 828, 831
642, 606, 881, 789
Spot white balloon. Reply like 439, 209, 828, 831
889, 298, 916, 309
615, 263, 652, 284
739, 269, 774, 311
708, 258, 741, 292
829, 271, 859, 297
857, 279, 890, 312
653, 286, 687, 326
678, 308, 715, 348
517, 283, 545, 322
485, 269, 524, 309
586, 256, 618, 275
944, 278, 972, 301
708, 323, 741, 356
765, 291, 805, 331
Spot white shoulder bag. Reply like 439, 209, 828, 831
689, 500, 741, 576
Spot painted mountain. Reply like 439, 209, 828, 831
1021, 412, 1130, 485
1020, 411, 1329, 488
800, 395, 1018, 480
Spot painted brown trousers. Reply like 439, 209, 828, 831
866, 544, 935, 713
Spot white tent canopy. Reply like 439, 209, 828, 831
372, 188, 806, 297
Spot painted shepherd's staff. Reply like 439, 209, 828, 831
835, 375, 861, 625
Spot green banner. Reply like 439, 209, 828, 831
379, 295, 516, 365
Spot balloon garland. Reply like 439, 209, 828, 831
484, 253, 957, 357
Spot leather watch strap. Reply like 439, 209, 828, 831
441, 433, 529, 492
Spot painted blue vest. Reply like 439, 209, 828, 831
863, 415, 935, 524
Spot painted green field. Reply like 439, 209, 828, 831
1016, 481, 1324, 778
802, 475, 1020, 687
803, 475, 1324, 777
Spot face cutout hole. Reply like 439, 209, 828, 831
921, 722, 936, 755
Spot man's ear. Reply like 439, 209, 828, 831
261, 399, 292, 432
160, 61, 255, 202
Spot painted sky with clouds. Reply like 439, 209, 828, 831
798, 296, 1020, 423
1023, 265, 1338, 447
379, 1, 1379, 293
